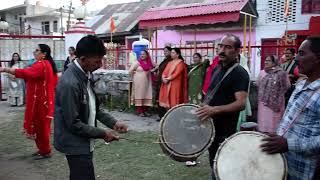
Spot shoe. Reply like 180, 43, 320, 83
144, 112, 152, 117
156, 118, 161, 122
185, 161, 197, 166
31, 152, 40, 156
33, 154, 52, 160
139, 113, 147, 117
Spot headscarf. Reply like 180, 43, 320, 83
138, 51, 156, 82
138, 52, 153, 71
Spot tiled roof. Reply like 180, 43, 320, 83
139, 0, 249, 21
89, 0, 207, 35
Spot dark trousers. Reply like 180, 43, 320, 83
66, 153, 95, 180
208, 136, 226, 167
209, 136, 227, 180
313, 159, 320, 180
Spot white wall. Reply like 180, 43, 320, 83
26, 16, 75, 35
2, 9, 26, 33
253, 0, 319, 77
65, 33, 86, 57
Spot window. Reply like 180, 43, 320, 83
41, 21, 50, 35
53, 21, 58, 32
14, 15, 18, 20
267, 0, 297, 23
302, 0, 320, 14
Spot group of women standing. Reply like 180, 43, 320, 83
129, 47, 188, 118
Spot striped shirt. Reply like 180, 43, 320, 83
277, 79, 320, 180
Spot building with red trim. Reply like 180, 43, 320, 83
138, 0, 257, 71
255, 0, 320, 76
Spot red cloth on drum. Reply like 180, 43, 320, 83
15, 60, 58, 155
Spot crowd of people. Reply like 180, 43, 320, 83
0, 34, 319, 180
124, 34, 320, 180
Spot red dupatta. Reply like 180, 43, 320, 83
138, 56, 156, 82
202, 56, 220, 95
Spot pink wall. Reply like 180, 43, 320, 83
152, 29, 257, 76
152, 29, 256, 48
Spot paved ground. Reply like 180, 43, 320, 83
0, 102, 45, 180
108, 110, 159, 132
0, 101, 160, 180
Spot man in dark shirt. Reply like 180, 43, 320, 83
281, 48, 299, 105
197, 34, 249, 178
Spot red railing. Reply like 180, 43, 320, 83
104, 44, 299, 70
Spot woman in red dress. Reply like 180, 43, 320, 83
0, 44, 58, 159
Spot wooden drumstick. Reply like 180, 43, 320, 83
119, 137, 178, 144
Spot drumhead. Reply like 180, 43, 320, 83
159, 104, 215, 161
214, 131, 287, 180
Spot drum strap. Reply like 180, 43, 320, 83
280, 87, 320, 136
203, 63, 239, 105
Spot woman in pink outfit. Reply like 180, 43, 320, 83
257, 55, 290, 133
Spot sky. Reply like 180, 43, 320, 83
0, 0, 139, 12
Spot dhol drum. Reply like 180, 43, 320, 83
214, 131, 287, 180
159, 104, 215, 162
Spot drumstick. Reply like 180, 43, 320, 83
119, 137, 179, 144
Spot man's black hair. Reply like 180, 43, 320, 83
224, 34, 242, 49
76, 35, 106, 57
306, 36, 320, 57
286, 48, 296, 55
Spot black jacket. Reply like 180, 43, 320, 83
54, 62, 117, 155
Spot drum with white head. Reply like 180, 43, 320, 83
214, 131, 287, 180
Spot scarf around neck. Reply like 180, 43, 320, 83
138, 57, 153, 71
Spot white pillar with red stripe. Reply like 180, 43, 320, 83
64, 21, 95, 57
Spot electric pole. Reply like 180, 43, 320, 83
60, 7, 63, 35
67, 0, 72, 31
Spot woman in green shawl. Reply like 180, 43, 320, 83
188, 53, 210, 105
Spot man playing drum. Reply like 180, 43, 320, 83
196, 34, 250, 179
261, 36, 320, 180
